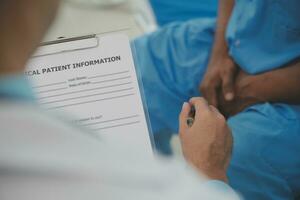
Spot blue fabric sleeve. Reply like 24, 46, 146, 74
0, 74, 35, 101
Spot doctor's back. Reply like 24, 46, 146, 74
0, 101, 239, 200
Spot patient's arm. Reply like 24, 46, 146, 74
249, 59, 300, 104
200, 0, 237, 107
218, 59, 300, 117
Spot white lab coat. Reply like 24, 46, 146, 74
0, 102, 240, 200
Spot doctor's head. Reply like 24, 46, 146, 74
0, 0, 60, 75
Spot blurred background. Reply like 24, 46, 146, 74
45, 0, 218, 41
150, 0, 218, 26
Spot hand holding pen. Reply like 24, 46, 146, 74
179, 97, 233, 182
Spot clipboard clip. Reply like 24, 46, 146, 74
33, 34, 99, 58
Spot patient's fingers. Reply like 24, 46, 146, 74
222, 70, 235, 101
206, 87, 218, 107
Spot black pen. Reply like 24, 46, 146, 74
187, 105, 196, 127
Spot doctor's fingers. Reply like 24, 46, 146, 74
179, 102, 192, 133
189, 97, 216, 118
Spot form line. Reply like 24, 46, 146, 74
36, 87, 68, 94
93, 121, 141, 131
40, 88, 134, 105
92, 76, 131, 84
88, 70, 130, 79
82, 115, 140, 127
33, 81, 67, 89
38, 82, 133, 99
48, 93, 135, 110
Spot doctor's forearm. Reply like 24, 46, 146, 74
210, 0, 235, 60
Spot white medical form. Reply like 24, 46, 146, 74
25, 34, 153, 156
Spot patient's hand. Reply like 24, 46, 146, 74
210, 58, 300, 118
200, 54, 238, 107
179, 98, 233, 182
218, 71, 264, 118
217, 63, 300, 118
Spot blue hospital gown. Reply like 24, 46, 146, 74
133, 3, 300, 198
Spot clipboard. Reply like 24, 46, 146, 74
34, 34, 99, 57
34, 27, 135, 57
27, 32, 156, 155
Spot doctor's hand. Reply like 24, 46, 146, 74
200, 54, 238, 107
179, 98, 233, 183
